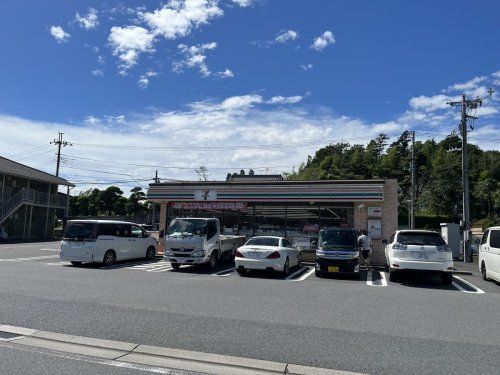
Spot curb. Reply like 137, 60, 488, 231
0, 324, 367, 375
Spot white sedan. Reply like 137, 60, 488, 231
234, 236, 301, 276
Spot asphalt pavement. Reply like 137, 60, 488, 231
0, 241, 499, 375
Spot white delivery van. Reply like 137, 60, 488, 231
479, 226, 500, 283
60, 220, 158, 266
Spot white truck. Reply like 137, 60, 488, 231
162, 217, 246, 270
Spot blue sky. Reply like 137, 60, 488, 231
0, 0, 499, 191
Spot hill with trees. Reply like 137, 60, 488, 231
287, 131, 500, 227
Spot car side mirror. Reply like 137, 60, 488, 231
382, 239, 388, 245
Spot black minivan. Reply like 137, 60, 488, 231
315, 227, 360, 277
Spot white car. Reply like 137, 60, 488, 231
60, 220, 158, 266
478, 226, 500, 283
234, 236, 301, 276
384, 230, 453, 285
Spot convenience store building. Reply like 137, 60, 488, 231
147, 178, 398, 265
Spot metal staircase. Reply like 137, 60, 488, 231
0, 188, 33, 225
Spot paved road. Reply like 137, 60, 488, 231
1, 241, 499, 374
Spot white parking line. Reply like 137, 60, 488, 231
0, 255, 59, 262
212, 267, 235, 276
366, 271, 388, 287
293, 267, 315, 281
147, 265, 173, 272
285, 266, 308, 280
452, 276, 485, 294
38, 248, 60, 252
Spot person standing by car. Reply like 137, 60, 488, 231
357, 230, 372, 270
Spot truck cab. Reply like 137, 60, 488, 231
163, 218, 221, 270
314, 227, 360, 277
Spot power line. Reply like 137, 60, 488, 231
59, 154, 295, 171
50, 132, 73, 177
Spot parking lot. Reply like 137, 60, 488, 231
1, 241, 499, 375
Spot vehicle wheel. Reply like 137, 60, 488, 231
208, 251, 218, 269
282, 257, 290, 276
388, 268, 398, 282
441, 273, 453, 286
297, 254, 302, 268
70, 261, 82, 267
171, 263, 180, 270
384, 261, 389, 273
481, 262, 489, 281
315, 270, 322, 278
102, 250, 116, 266
237, 269, 246, 276
146, 246, 155, 259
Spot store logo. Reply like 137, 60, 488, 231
202, 190, 210, 201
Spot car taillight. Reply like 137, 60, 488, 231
266, 251, 280, 259
235, 250, 245, 258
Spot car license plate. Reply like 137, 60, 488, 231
418, 254, 429, 260
249, 252, 260, 258
70, 243, 83, 249
328, 266, 339, 272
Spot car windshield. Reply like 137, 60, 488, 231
167, 219, 206, 236
245, 237, 280, 247
319, 230, 356, 248
397, 232, 446, 246
63, 222, 95, 240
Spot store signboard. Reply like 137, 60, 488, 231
171, 202, 247, 210
368, 207, 382, 217
367, 218, 382, 240
194, 190, 217, 201
303, 224, 320, 232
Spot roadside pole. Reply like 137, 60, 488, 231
410, 130, 416, 229
447, 88, 495, 263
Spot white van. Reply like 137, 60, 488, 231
479, 226, 500, 283
60, 220, 157, 266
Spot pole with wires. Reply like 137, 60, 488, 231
447, 88, 495, 263
50, 132, 72, 177
410, 130, 416, 230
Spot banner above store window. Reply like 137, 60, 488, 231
170, 202, 247, 210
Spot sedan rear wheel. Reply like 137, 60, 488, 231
146, 246, 155, 259
388, 268, 398, 282
282, 257, 290, 276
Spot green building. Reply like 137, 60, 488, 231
0, 156, 73, 239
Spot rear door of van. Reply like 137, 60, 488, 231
62, 222, 97, 262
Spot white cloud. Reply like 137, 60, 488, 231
216, 69, 234, 78
173, 42, 218, 77
446, 76, 487, 92
108, 26, 155, 73
300, 63, 313, 71
492, 71, 500, 79
137, 71, 158, 88
408, 94, 452, 112
275, 30, 299, 44
139, 0, 223, 40
84, 116, 101, 125
267, 95, 304, 105
50, 26, 70, 43
76, 8, 99, 30
311, 30, 335, 51
232, 0, 253, 6
92, 69, 104, 77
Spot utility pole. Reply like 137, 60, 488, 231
152, 170, 160, 225
447, 88, 495, 263
50, 133, 72, 177
410, 130, 416, 229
